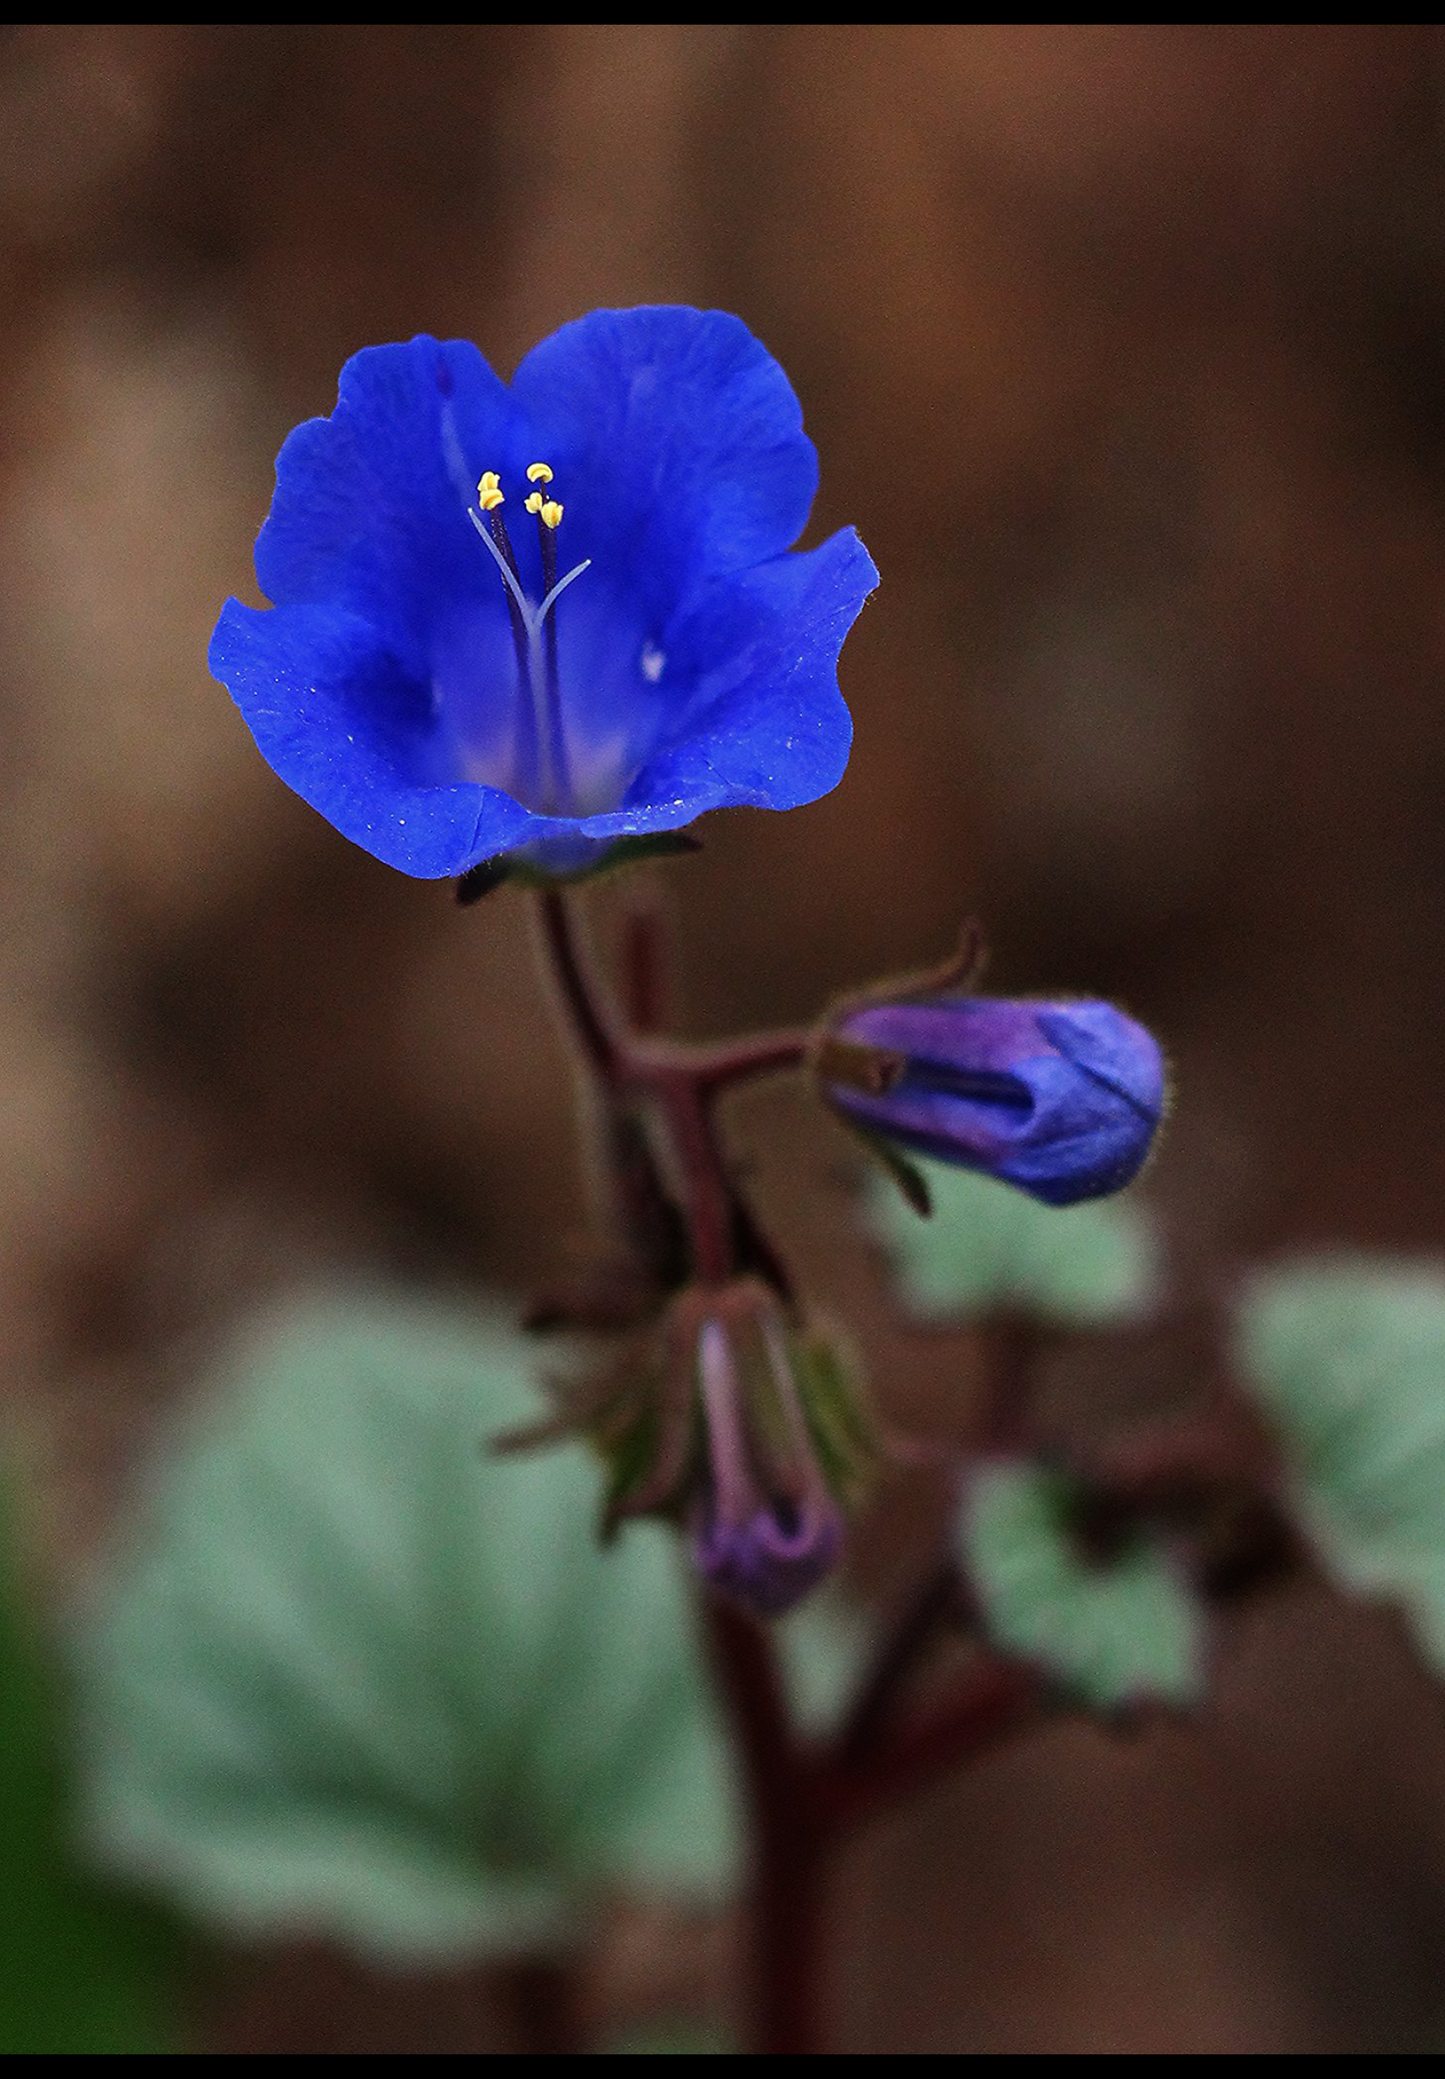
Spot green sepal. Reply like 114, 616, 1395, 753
839, 1116, 933, 1218
455, 832, 702, 903
597, 1398, 669, 1535
581, 832, 704, 877
794, 1332, 876, 1510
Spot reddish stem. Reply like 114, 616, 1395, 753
540, 888, 807, 1096
976, 1313, 1050, 1454
837, 1561, 963, 1763
822, 1659, 1041, 1830
620, 897, 671, 1036
692, 1028, 811, 1093
701, 1596, 827, 2055
535, 891, 788, 1288
530, 885, 1048, 2057
498, 1956, 585, 2056
537, 886, 620, 1079
654, 1072, 735, 1285
700, 1590, 1044, 2049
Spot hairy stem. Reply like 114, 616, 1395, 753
692, 1028, 811, 1093
528, 882, 1049, 2058
536, 887, 620, 1081
534, 888, 825, 2047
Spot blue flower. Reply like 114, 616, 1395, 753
209, 308, 878, 879
822, 997, 1165, 1206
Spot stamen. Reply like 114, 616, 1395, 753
466, 507, 530, 631
537, 497, 559, 595
532, 474, 570, 811
540, 499, 563, 530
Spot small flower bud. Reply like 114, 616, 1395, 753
688, 1295, 847, 1616
819, 996, 1164, 1206
585, 1279, 868, 1618
692, 1493, 843, 1619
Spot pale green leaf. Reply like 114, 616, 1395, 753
956, 1459, 1204, 1711
868, 1161, 1158, 1329
73, 1290, 741, 1964
774, 1595, 866, 1737
1235, 1256, 1445, 1672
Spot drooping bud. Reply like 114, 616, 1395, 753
687, 1298, 841, 1615
589, 1279, 870, 1618
818, 995, 1165, 1207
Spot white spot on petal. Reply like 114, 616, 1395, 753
640, 642, 665, 684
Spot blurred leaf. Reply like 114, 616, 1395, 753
73, 1291, 741, 1965
774, 1595, 866, 1737
867, 1161, 1158, 1329
1235, 1257, 1445, 1672
955, 1459, 1204, 1712
0, 1479, 178, 2053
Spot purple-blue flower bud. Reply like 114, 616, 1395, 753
689, 1307, 845, 1617
821, 997, 1164, 1206
693, 1498, 844, 1619
564, 1277, 869, 1617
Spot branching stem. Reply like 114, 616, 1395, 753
529, 882, 1048, 2055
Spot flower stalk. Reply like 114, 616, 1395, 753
530, 882, 1056, 2054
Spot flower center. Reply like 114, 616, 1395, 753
467, 463, 592, 814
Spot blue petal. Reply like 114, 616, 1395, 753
844, 1000, 1045, 1076
623, 527, 878, 817
253, 336, 529, 675
1036, 1005, 1164, 1122
510, 308, 820, 609
831, 1083, 1010, 1173
994, 1056, 1158, 1204
210, 598, 533, 877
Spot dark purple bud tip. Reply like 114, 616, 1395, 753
825, 995, 1166, 1207
693, 1496, 844, 1617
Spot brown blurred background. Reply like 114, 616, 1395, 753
6, 21, 1445, 2052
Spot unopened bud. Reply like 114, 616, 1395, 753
819, 995, 1164, 1206
595, 1278, 870, 1617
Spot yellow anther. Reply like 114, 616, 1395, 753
526, 462, 554, 485
477, 470, 502, 499
524, 490, 545, 516
540, 499, 563, 530
478, 486, 505, 512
